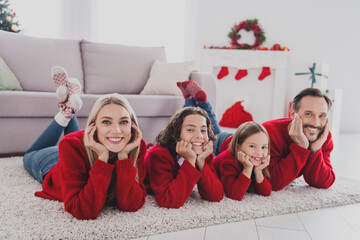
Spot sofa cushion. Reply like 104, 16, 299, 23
81, 40, 167, 94
140, 60, 193, 96
0, 30, 84, 92
0, 91, 184, 118
0, 56, 22, 91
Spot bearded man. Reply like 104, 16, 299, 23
262, 88, 335, 190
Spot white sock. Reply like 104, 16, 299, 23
68, 94, 83, 112
54, 112, 71, 127
56, 85, 68, 102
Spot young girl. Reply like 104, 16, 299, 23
144, 107, 224, 208
177, 80, 232, 156
176, 81, 271, 199
23, 67, 147, 220
213, 122, 272, 201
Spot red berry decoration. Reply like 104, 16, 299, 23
228, 19, 266, 50
272, 44, 281, 50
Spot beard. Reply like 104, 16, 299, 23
303, 124, 324, 142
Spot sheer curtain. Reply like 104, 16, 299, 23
9, 0, 188, 62
10, 0, 64, 38
92, 0, 187, 61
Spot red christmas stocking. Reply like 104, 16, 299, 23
217, 66, 229, 80
235, 69, 248, 80
258, 66, 271, 80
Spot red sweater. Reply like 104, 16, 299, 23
144, 144, 224, 208
262, 118, 335, 191
214, 147, 272, 201
35, 130, 147, 220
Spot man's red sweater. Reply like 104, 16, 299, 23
34, 130, 147, 220
144, 145, 224, 208
214, 147, 272, 201
262, 118, 335, 191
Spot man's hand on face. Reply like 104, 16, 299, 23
309, 118, 329, 153
289, 114, 309, 149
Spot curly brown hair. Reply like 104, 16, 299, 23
156, 107, 216, 158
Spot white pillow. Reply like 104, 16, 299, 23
140, 60, 193, 95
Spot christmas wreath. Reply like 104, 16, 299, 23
228, 19, 265, 49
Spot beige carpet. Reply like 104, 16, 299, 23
1, 156, 360, 240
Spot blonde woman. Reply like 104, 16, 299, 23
23, 67, 146, 220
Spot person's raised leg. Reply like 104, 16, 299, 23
177, 80, 221, 135
177, 80, 207, 103
26, 67, 82, 152
24, 66, 82, 183
53, 66, 82, 127
196, 101, 221, 136
64, 115, 81, 135
184, 97, 197, 108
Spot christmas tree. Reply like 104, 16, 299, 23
0, 0, 20, 33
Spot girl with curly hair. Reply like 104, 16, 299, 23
144, 107, 224, 208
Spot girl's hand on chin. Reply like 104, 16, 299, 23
84, 123, 109, 162
197, 140, 213, 162
254, 155, 270, 172
237, 151, 253, 178
176, 140, 196, 166
117, 124, 143, 160
196, 140, 213, 172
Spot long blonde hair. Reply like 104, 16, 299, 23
229, 121, 271, 180
85, 93, 140, 168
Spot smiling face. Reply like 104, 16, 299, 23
238, 132, 269, 167
293, 96, 328, 142
94, 103, 132, 153
179, 114, 209, 155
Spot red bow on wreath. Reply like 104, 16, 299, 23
228, 19, 266, 49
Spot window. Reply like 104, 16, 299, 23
93, 0, 187, 61
9, 0, 187, 61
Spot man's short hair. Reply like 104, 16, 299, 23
292, 88, 332, 113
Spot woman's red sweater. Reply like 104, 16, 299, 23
35, 130, 147, 220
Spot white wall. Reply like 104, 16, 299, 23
10, 0, 64, 38
186, 0, 360, 133
9, 0, 187, 62
9, 0, 360, 132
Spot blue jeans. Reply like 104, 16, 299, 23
184, 98, 232, 156
23, 116, 80, 183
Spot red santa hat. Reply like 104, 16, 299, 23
219, 98, 253, 128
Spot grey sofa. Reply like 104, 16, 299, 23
0, 30, 216, 155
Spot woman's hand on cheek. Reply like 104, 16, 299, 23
176, 140, 196, 167
84, 123, 109, 162
117, 124, 143, 160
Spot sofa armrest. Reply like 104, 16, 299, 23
190, 72, 216, 112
